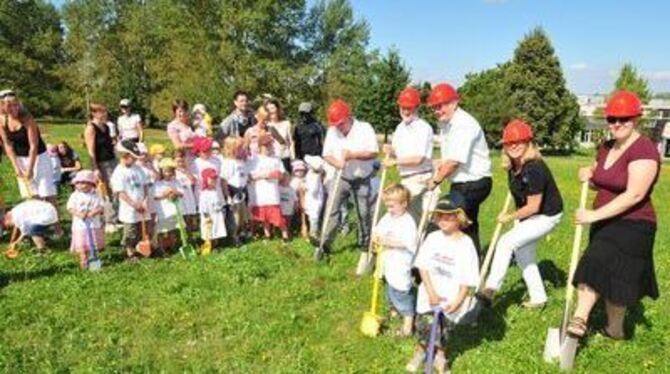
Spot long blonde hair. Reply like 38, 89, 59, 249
501, 142, 542, 171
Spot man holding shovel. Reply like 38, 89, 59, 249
320, 99, 379, 268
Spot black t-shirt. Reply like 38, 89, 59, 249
294, 119, 324, 159
508, 159, 563, 219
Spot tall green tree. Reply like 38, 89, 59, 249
505, 28, 583, 150
613, 63, 652, 103
0, 0, 64, 115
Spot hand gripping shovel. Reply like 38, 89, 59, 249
4, 178, 35, 259
84, 219, 102, 271
173, 200, 197, 259
314, 167, 344, 262
543, 181, 589, 370
360, 243, 385, 337
424, 307, 444, 374
136, 214, 152, 257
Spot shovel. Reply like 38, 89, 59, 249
136, 214, 152, 257
84, 219, 102, 271
174, 200, 197, 259
357, 155, 391, 275
314, 167, 343, 262
424, 307, 444, 374
544, 181, 589, 369
360, 244, 385, 337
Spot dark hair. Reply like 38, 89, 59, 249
265, 98, 284, 121
172, 99, 189, 114
233, 90, 249, 101
88, 102, 107, 120
173, 149, 186, 158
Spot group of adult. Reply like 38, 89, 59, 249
0, 83, 660, 345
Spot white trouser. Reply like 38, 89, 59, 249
485, 213, 562, 304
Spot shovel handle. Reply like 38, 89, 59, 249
368, 244, 385, 314
477, 193, 513, 291
318, 167, 344, 250
366, 155, 391, 256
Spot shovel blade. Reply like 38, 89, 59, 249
543, 327, 561, 362
360, 312, 382, 337
200, 241, 212, 256
559, 336, 579, 371
136, 241, 152, 257
180, 245, 197, 259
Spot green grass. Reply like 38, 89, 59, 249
0, 124, 668, 372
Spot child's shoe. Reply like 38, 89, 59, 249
433, 350, 450, 374
405, 348, 424, 372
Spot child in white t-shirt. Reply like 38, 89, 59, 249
67, 170, 105, 268
303, 155, 325, 241
2, 200, 59, 251
219, 137, 249, 245
406, 192, 479, 373
136, 143, 159, 243
191, 136, 223, 201
154, 158, 183, 254
110, 141, 150, 260
174, 149, 198, 232
371, 184, 417, 337
198, 168, 227, 245
247, 139, 287, 241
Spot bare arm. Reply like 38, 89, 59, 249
445, 285, 470, 313
84, 124, 98, 169
501, 194, 542, 222
419, 269, 442, 305
324, 155, 344, 170
0, 122, 22, 175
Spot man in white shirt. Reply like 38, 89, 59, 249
426, 83, 492, 252
318, 99, 379, 261
383, 87, 435, 223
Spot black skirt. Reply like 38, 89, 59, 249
572, 219, 659, 306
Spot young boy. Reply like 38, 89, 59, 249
110, 140, 150, 260
2, 199, 59, 251
406, 192, 480, 374
371, 184, 417, 337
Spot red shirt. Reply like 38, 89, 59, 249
592, 136, 660, 224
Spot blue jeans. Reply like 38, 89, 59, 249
386, 284, 415, 317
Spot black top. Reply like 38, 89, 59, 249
89, 122, 116, 163
294, 115, 325, 159
508, 159, 563, 219
59, 149, 80, 169
3, 115, 46, 157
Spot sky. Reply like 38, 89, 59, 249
48, 0, 670, 95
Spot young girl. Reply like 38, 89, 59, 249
198, 168, 227, 247
279, 173, 297, 238
303, 155, 325, 241
371, 184, 417, 337
477, 120, 563, 308
191, 136, 222, 199
67, 170, 105, 268
136, 143, 159, 244
154, 158, 183, 254
247, 138, 287, 240
406, 192, 479, 374
219, 137, 249, 244
149, 143, 166, 171
174, 149, 198, 232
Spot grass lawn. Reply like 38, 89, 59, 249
0, 124, 668, 372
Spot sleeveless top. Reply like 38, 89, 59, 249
89, 122, 116, 163
3, 115, 46, 157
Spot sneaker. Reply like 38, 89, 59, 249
405, 350, 425, 372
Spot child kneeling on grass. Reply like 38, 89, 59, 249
67, 170, 105, 268
371, 183, 417, 337
2, 199, 59, 251
110, 140, 151, 261
406, 192, 479, 374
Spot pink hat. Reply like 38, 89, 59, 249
192, 136, 213, 154
72, 170, 97, 186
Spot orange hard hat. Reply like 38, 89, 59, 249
605, 90, 642, 118
502, 119, 533, 145
427, 83, 459, 107
397, 87, 421, 109
327, 99, 351, 126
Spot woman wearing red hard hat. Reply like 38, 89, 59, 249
476, 119, 563, 309
427, 83, 493, 253
383, 87, 435, 223
567, 91, 660, 340
319, 99, 379, 264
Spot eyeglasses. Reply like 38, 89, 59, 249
606, 116, 634, 125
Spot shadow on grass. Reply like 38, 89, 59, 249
539, 259, 568, 289
585, 301, 652, 341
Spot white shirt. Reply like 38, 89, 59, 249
11, 200, 58, 233
117, 113, 142, 140
415, 231, 479, 315
269, 120, 292, 159
322, 119, 379, 179
439, 108, 492, 183
175, 169, 198, 215
374, 212, 417, 291
279, 185, 297, 216
67, 190, 104, 230
247, 155, 285, 207
153, 180, 182, 221
106, 121, 117, 139
191, 156, 223, 197
218, 156, 248, 189
391, 117, 434, 177
304, 170, 324, 218
110, 163, 149, 223
199, 189, 227, 239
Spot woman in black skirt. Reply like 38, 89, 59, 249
568, 91, 660, 340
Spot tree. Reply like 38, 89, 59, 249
357, 48, 410, 141
504, 28, 583, 150
613, 63, 652, 104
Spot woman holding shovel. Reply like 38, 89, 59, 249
476, 119, 563, 309
567, 91, 660, 340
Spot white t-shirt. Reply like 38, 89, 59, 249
167, 119, 194, 146
153, 180, 182, 221
106, 121, 118, 139
391, 117, 434, 177
67, 190, 104, 230
110, 164, 150, 224
269, 120, 292, 159
375, 212, 417, 291
117, 113, 142, 140
415, 231, 479, 316
199, 189, 227, 239
11, 200, 59, 233
175, 169, 198, 215
322, 119, 379, 179
304, 170, 324, 218
438, 108, 492, 183
247, 155, 285, 207
279, 185, 297, 216
191, 156, 223, 198
218, 156, 248, 189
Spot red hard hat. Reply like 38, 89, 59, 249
327, 99, 351, 126
502, 119, 533, 145
427, 83, 459, 107
397, 87, 421, 109
605, 90, 642, 117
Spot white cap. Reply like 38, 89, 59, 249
119, 98, 131, 106
192, 103, 207, 114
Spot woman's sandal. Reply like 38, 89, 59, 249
566, 317, 588, 338
596, 327, 625, 341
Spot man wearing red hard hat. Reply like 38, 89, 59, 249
427, 83, 492, 253
383, 87, 435, 222
318, 99, 379, 264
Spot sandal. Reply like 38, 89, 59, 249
597, 326, 625, 341
566, 317, 588, 338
